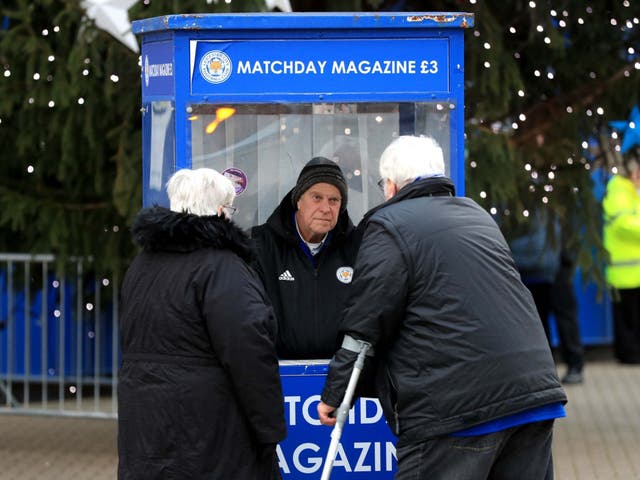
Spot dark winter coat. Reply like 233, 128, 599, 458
250, 189, 359, 359
118, 207, 286, 480
321, 177, 567, 446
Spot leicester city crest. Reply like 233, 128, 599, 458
200, 50, 232, 84
336, 266, 354, 284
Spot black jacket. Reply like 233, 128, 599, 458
321, 177, 567, 446
251, 189, 359, 359
118, 207, 286, 480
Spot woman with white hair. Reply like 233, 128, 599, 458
118, 168, 286, 479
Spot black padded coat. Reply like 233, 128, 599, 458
118, 207, 286, 479
250, 190, 359, 359
321, 177, 567, 446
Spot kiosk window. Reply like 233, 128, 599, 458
143, 100, 176, 208
187, 102, 453, 228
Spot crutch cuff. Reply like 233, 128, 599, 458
341, 334, 375, 356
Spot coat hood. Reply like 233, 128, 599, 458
131, 206, 254, 264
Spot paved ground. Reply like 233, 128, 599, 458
0, 347, 639, 479
552, 350, 640, 480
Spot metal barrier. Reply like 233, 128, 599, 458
0, 253, 119, 418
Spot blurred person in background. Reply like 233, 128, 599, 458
118, 168, 286, 479
603, 147, 640, 364
509, 212, 585, 384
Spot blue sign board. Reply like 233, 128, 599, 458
191, 39, 449, 96
142, 41, 175, 97
278, 362, 397, 479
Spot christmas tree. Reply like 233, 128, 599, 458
1, 0, 639, 288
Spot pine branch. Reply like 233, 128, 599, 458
513, 65, 637, 147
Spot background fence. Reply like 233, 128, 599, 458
0, 253, 119, 418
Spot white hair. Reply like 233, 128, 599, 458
379, 135, 445, 189
166, 168, 235, 216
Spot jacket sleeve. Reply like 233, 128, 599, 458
321, 219, 409, 406
201, 255, 286, 445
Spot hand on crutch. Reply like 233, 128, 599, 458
318, 338, 371, 480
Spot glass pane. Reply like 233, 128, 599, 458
143, 100, 175, 207
188, 101, 453, 228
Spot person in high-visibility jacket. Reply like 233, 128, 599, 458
603, 149, 640, 364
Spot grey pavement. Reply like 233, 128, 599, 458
0, 347, 639, 479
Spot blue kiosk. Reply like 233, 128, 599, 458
132, 12, 473, 479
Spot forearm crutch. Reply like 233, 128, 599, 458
320, 339, 371, 480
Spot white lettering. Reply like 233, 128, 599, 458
234, 59, 430, 76
302, 394, 321, 425
332, 444, 353, 472
284, 396, 301, 425
293, 443, 323, 474
285, 396, 382, 427
332, 60, 347, 74
237, 60, 252, 74
360, 397, 383, 424
420, 60, 439, 74
280, 441, 397, 474
385, 441, 397, 471
331, 59, 419, 75
148, 63, 173, 77
276, 444, 290, 474
358, 60, 371, 74
353, 442, 372, 472
236, 60, 329, 75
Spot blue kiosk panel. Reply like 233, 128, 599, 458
133, 12, 472, 226
133, 13, 473, 479
279, 361, 396, 478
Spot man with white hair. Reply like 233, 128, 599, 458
251, 157, 358, 360
318, 136, 567, 479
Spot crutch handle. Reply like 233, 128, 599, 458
320, 340, 372, 480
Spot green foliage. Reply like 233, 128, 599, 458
1, 0, 639, 289
0, 0, 266, 275
458, 1, 640, 289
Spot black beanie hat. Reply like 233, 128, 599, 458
291, 157, 348, 212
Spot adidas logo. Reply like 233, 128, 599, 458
278, 270, 295, 281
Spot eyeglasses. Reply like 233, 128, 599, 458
377, 178, 386, 192
221, 205, 238, 218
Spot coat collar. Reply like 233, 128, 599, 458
362, 176, 456, 223
132, 206, 254, 263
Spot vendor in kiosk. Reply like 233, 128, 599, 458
251, 157, 360, 359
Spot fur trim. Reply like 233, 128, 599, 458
132, 206, 254, 263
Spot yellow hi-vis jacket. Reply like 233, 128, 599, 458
603, 174, 640, 289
